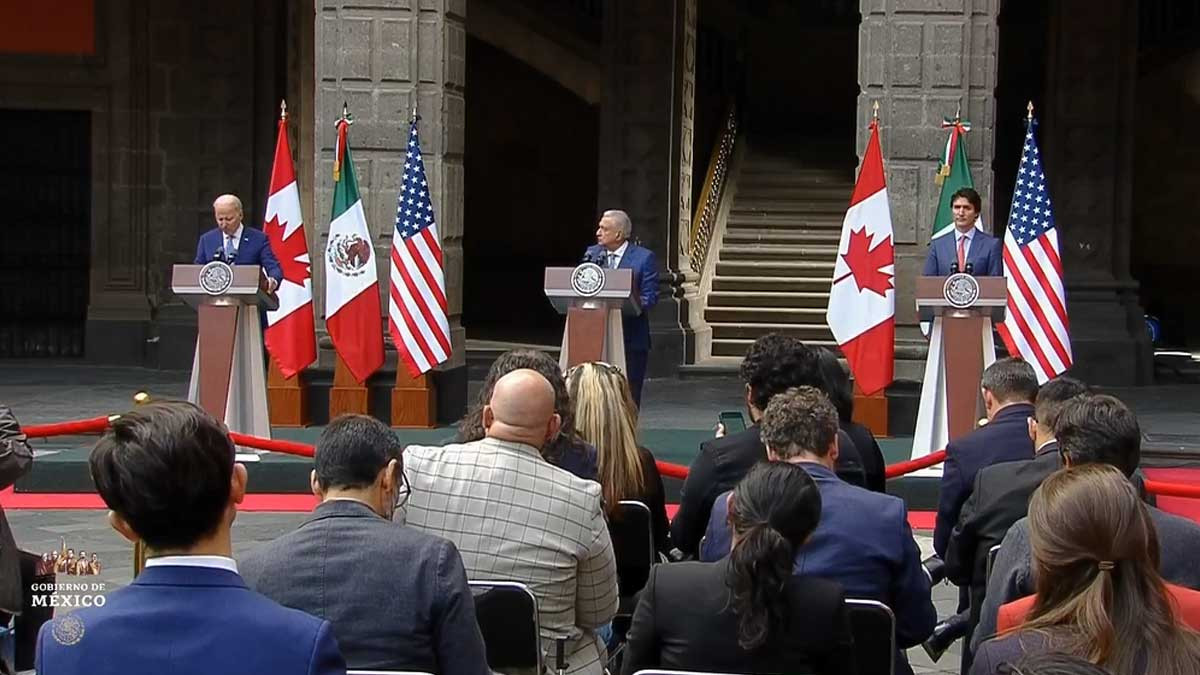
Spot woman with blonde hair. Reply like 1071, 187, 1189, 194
972, 464, 1200, 675
566, 361, 670, 554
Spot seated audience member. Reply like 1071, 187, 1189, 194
458, 348, 598, 481
975, 394, 1200, 651
1, 406, 33, 621
935, 357, 1039, 559
1004, 653, 1115, 675
240, 414, 488, 674
566, 361, 670, 555
699, 387, 933, 675
37, 401, 345, 675
403, 369, 619, 675
817, 347, 887, 493
945, 377, 1089, 649
972, 464, 1200, 675
671, 333, 867, 556
622, 462, 856, 675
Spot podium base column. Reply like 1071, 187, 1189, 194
267, 361, 310, 427
330, 355, 369, 418
392, 367, 436, 428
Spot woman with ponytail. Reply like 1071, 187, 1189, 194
620, 462, 856, 675
972, 464, 1200, 675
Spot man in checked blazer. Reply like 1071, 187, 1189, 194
402, 369, 619, 675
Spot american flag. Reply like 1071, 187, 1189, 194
996, 116, 1072, 383
389, 119, 451, 376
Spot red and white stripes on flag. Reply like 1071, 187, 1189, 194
388, 119, 451, 377
997, 117, 1072, 383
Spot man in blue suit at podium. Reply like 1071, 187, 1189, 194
583, 209, 659, 406
36, 401, 346, 675
194, 194, 283, 292
922, 187, 1003, 278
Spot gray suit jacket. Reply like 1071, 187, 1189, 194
1, 405, 34, 614
972, 505, 1200, 652
240, 499, 489, 675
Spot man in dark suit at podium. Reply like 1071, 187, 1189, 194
922, 188, 1002, 277
194, 194, 283, 292
583, 210, 659, 406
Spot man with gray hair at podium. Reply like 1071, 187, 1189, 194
194, 193, 283, 293
583, 210, 659, 406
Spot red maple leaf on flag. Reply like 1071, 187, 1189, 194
840, 227, 894, 297
265, 215, 310, 287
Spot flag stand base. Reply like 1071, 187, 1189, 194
330, 355, 369, 418
392, 367, 436, 428
267, 360, 310, 427
852, 383, 888, 437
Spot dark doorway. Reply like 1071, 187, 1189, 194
993, 0, 1050, 231
0, 109, 90, 357
462, 36, 599, 345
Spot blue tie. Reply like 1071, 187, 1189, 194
224, 235, 235, 262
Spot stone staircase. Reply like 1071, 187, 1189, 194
703, 144, 856, 361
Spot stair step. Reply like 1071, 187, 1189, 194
726, 217, 843, 231
710, 322, 836, 341
734, 186, 852, 201
715, 260, 835, 277
711, 338, 840, 358
738, 172, 854, 187
705, 307, 828, 324
707, 290, 830, 308
731, 198, 849, 213
723, 229, 842, 245
711, 276, 831, 292
718, 244, 839, 261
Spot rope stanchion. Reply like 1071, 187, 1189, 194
23, 416, 113, 439
885, 450, 948, 479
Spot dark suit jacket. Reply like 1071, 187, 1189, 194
585, 242, 658, 352
700, 463, 935, 671
934, 403, 1035, 558
0, 406, 33, 615
842, 420, 886, 493
946, 442, 1060, 636
36, 564, 345, 675
620, 559, 857, 675
194, 225, 284, 284
670, 425, 866, 557
922, 228, 1003, 277
240, 500, 488, 675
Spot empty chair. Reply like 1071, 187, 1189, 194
469, 580, 542, 674
846, 599, 896, 675
611, 500, 657, 603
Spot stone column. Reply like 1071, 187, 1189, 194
858, 0, 1000, 380
1041, 0, 1151, 384
315, 0, 467, 418
597, 0, 696, 376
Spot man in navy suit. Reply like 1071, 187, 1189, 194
698, 387, 935, 675
36, 401, 346, 675
922, 187, 1003, 278
194, 194, 283, 291
583, 210, 658, 405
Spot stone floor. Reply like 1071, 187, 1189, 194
8, 510, 964, 674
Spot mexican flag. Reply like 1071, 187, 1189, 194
930, 119, 982, 240
263, 113, 317, 378
827, 118, 894, 396
324, 116, 383, 383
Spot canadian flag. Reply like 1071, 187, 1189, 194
826, 118, 895, 396
263, 113, 317, 378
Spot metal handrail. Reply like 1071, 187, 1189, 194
687, 100, 738, 275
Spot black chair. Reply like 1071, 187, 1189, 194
986, 544, 1001, 583
846, 598, 896, 675
609, 500, 656, 608
468, 580, 542, 674
347, 671, 435, 675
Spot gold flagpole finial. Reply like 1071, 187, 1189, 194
872, 100, 879, 121
280, 99, 288, 121
342, 101, 349, 120
1026, 100, 1034, 121
954, 101, 962, 122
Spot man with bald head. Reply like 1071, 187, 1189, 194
402, 369, 619, 675
194, 194, 283, 292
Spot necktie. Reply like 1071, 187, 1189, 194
956, 235, 966, 271
607, 253, 617, 269
224, 235, 236, 262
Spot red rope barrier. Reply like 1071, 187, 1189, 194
1144, 479, 1200, 500
657, 460, 689, 481
22, 416, 113, 438
885, 450, 948, 479
229, 432, 314, 457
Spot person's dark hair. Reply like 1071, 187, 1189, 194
1022, 464, 1200, 674
981, 357, 1039, 404
725, 462, 822, 650
1033, 377, 1089, 436
816, 347, 853, 422
1005, 652, 1114, 675
1057, 394, 1141, 477
760, 387, 839, 459
89, 400, 234, 550
314, 414, 403, 490
739, 334, 822, 412
952, 186, 982, 212
458, 349, 580, 461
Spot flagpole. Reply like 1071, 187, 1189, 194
280, 98, 287, 121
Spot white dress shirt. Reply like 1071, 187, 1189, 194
144, 554, 239, 573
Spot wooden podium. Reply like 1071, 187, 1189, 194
172, 263, 278, 448
910, 274, 1007, 466
545, 264, 639, 370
